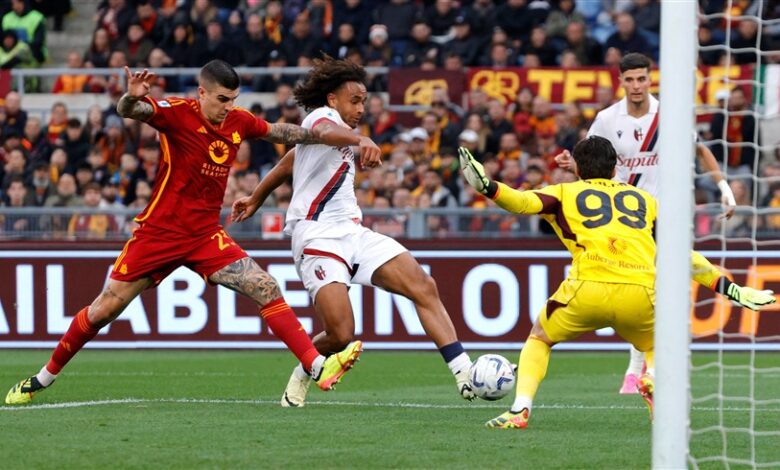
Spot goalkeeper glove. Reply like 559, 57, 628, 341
458, 147, 496, 196
725, 282, 776, 310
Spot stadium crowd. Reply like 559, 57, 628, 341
0, 0, 778, 239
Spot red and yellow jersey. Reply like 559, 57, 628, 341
493, 178, 658, 288
136, 97, 269, 236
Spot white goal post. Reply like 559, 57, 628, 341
655, 1, 697, 468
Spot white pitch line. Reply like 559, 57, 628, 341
2, 398, 777, 413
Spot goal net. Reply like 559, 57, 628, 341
674, 1, 780, 468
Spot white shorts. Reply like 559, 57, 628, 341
291, 220, 408, 301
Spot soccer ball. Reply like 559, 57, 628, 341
469, 354, 516, 401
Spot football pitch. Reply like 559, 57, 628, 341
1, 350, 778, 469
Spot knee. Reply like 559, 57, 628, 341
410, 273, 439, 301
328, 324, 354, 350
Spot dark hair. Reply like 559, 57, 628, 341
293, 55, 367, 111
199, 59, 240, 90
573, 135, 617, 180
619, 52, 651, 74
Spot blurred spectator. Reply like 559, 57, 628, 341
521, 164, 547, 190
100, 180, 126, 231
162, 19, 195, 67
496, 132, 524, 165
361, 94, 398, 154
363, 24, 392, 65
763, 184, 780, 231
698, 24, 723, 66
2, 148, 27, 190
34, 0, 72, 32
628, 0, 660, 34
110, 153, 141, 204
372, 0, 421, 63
465, 0, 497, 40
481, 41, 516, 67
330, 23, 359, 60
1, 128, 23, 163
2, 176, 37, 233
2, 0, 47, 64
41, 173, 81, 235
333, 0, 371, 44
305, 0, 332, 40
223, 8, 246, 45
461, 116, 488, 156
545, 0, 585, 39
407, 127, 429, 163
137, 141, 159, 182
529, 95, 557, 138
47, 147, 67, 183
564, 21, 602, 65
442, 51, 464, 71
83, 104, 104, 145
468, 88, 490, 116
44, 101, 67, 146
114, 23, 155, 67
97, 114, 133, 172
85, 147, 111, 185
21, 116, 51, 165
605, 12, 651, 59
521, 26, 558, 66
442, 15, 480, 66
52, 51, 89, 93
495, 0, 540, 45
242, 13, 272, 66
499, 158, 523, 188
403, 20, 439, 67
26, 162, 55, 206
67, 182, 118, 240
485, 99, 513, 154
86, 50, 127, 95
74, 162, 95, 192
95, 0, 134, 44
135, 0, 165, 44
263, 83, 293, 122
710, 87, 758, 177
425, 0, 458, 42
61, 118, 89, 168
193, 20, 242, 66
536, 129, 564, 168
84, 27, 111, 68
730, 18, 761, 65
283, 12, 317, 66
189, 0, 219, 38
262, 0, 284, 44
604, 46, 622, 67
2, 91, 27, 136
0, 29, 34, 72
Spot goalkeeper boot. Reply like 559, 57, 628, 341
454, 367, 476, 401
619, 373, 640, 395
280, 367, 312, 408
637, 374, 654, 421
5, 376, 48, 405
485, 408, 530, 429
315, 340, 363, 391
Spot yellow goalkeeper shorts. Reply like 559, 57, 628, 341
540, 279, 655, 353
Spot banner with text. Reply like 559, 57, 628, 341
1, 250, 779, 350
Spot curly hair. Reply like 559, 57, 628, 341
293, 55, 367, 111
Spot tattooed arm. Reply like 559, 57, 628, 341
209, 257, 282, 306
264, 122, 323, 145
117, 66, 156, 121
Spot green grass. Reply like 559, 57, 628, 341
1, 351, 778, 469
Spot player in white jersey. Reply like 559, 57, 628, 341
555, 53, 774, 395
232, 56, 474, 407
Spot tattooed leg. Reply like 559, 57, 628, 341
88, 278, 153, 328
210, 257, 283, 307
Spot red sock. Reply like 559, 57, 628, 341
260, 298, 320, 371
46, 307, 99, 375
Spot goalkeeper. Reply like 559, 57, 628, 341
458, 137, 775, 429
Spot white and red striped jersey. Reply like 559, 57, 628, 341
587, 95, 660, 197
284, 106, 362, 234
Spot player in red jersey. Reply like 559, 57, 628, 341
5, 60, 371, 405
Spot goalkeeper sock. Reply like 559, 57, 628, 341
625, 346, 645, 377
46, 306, 99, 376
260, 298, 320, 373
512, 336, 551, 411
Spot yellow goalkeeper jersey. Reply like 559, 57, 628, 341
493, 178, 657, 288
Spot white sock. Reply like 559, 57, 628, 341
36, 365, 57, 387
294, 363, 310, 380
510, 396, 533, 414
447, 352, 472, 375
625, 346, 645, 376
309, 356, 326, 380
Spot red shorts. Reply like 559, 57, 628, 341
110, 224, 248, 285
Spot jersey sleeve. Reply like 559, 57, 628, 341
587, 111, 606, 138
142, 96, 184, 131
492, 182, 561, 215
239, 108, 269, 139
302, 107, 343, 130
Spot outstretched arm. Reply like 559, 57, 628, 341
116, 67, 155, 121
696, 143, 735, 219
459, 147, 544, 214
231, 149, 295, 223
